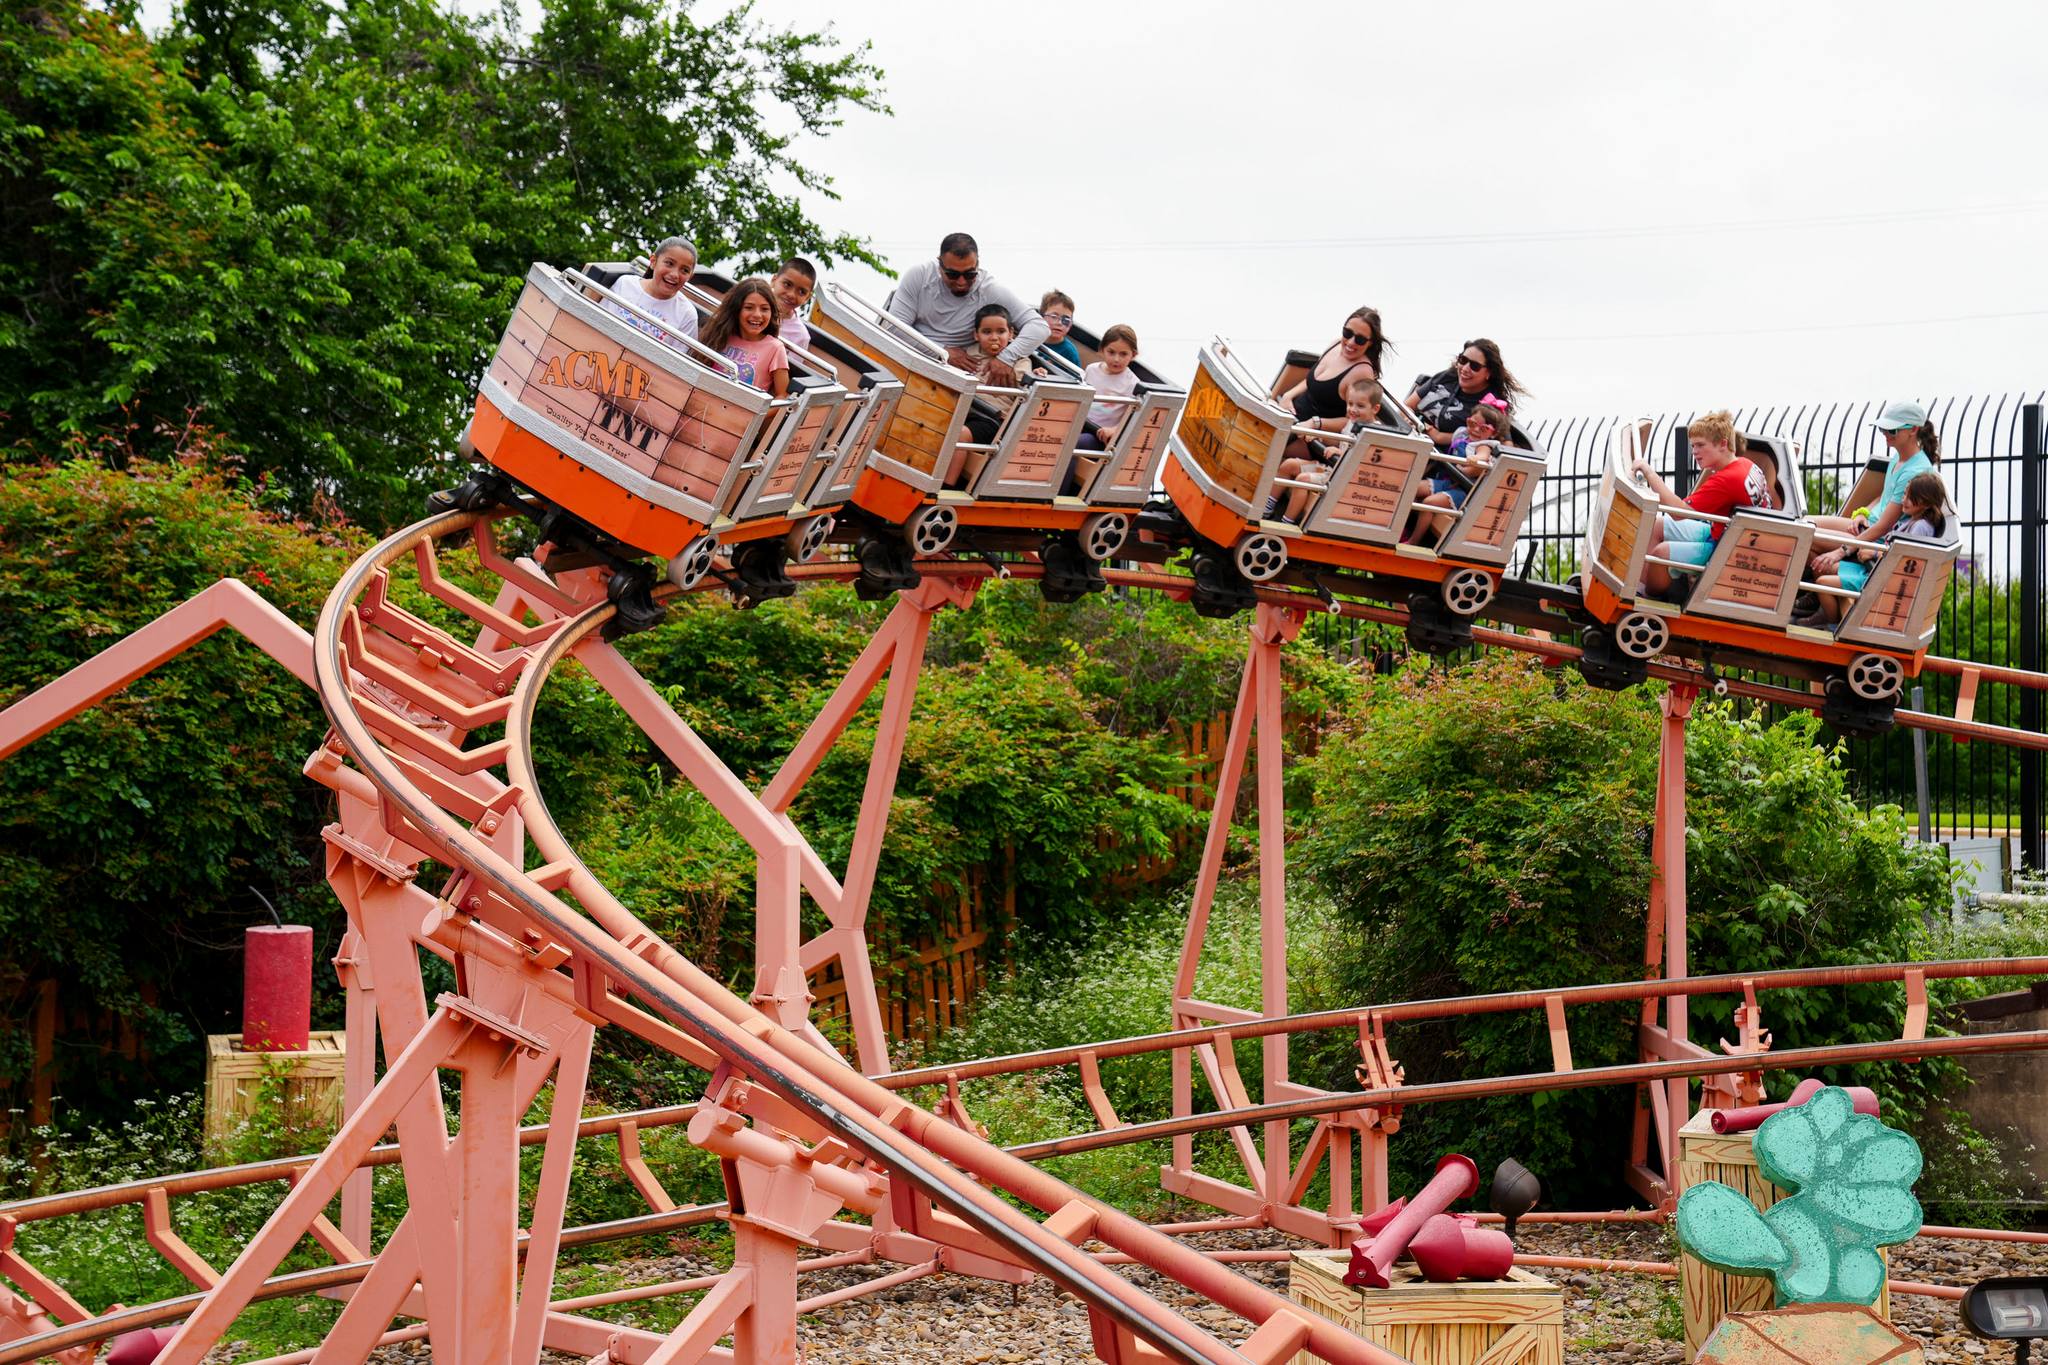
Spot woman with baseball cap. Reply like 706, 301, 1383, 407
1808, 400, 1941, 580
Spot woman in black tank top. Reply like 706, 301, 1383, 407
1276, 307, 1387, 421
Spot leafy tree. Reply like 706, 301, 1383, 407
1299, 654, 1954, 1206
0, 0, 887, 526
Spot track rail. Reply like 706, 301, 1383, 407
293, 512, 1394, 1365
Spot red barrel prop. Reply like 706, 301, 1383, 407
243, 924, 313, 1052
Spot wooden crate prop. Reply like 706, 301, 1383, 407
1696, 1305, 1924, 1365
204, 1032, 347, 1153
1677, 1110, 1891, 1356
1288, 1251, 1562, 1365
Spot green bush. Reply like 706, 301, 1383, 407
1300, 654, 1957, 1206
913, 880, 1350, 1216
0, 459, 356, 1105
592, 586, 1213, 959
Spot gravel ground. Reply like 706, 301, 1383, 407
330, 1221, 2048, 1363
510, 1223, 2039, 1365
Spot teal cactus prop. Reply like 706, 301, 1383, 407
1675, 1085, 1922, 1306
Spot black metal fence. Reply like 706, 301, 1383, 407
1305, 394, 2048, 863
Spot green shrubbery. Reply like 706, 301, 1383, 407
913, 879, 1350, 1217
0, 459, 355, 1104
1299, 654, 1959, 1207
0, 462, 1297, 1115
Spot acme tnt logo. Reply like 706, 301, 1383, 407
537, 350, 650, 403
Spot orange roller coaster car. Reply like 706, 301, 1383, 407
1159, 340, 1547, 642
809, 284, 1188, 601
1574, 421, 1958, 732
462, 262, 905, 612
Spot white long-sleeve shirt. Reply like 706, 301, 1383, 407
883, 260, 1049, 365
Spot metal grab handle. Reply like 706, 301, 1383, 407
562, 269, 741, 380
824, 283, 952, 363
1382, 393, 1427, 435
1209, 338, 1269, 397
1033, 347, 1086, 381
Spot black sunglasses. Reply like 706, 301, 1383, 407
941, 265, 979, 282
1342, 328, 1373, 346
1455, 354, 1487, 371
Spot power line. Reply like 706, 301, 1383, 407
1140, 306, 2048, 350
868, 199, 2048, 255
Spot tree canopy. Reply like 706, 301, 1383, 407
0, 0, 886, 527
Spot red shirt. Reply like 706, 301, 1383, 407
1686, 457, 1770, 539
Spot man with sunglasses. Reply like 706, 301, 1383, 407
884, 232, 1050, 385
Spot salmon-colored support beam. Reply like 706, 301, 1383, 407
1903, 967, 1928, 1046
1952, 665, 1983, 741
142, 1187, 222, 1290
616, 1120, 678, 1214
154, 1005, 474, 1365
0, 579, 313, 761
1078, 1052, 1122, 1130
1545, 996, 1573, 1074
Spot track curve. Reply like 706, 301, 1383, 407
302, 511, 1391, 1365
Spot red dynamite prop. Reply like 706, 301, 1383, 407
1357, 1197, 1407, 1236
1709, 1077, 1878, 1134
1408, 1214, 1516, 1283
242, 923, 313, 1052
1343, 1153, 1481, 1289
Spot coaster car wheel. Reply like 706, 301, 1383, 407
428, 469, 514, 515
1233, 531, 1288, 583
1079, 511, 1131, 562
665, 533, 719, 592
603, 563, 666, 638
1189, 549, 1257, 619
787, 514, 835, 564
1574, 624, 1648, 691
1614, 611, 1669, 660
730, 540, 798, 606
1405, 592, 1472, 656
1822, 674, 1899, 738
1039, 534, 1106, 604
1440, 567, 1496, 617
903, 504, 958, 556
1847, 652, 1904, 701
854, 535, 920, 601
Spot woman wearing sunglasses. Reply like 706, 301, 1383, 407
1407, 338, 1526, 449
1276, 307, 1388, 425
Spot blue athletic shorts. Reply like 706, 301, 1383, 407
1660, 514, 1716, 566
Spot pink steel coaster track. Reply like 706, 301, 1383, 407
2, 511, 2046, 1365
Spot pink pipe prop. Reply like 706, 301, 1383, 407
1344, 1154, 1479, 1289
1709, 1078, 1877, 1133
242, 924, 312, 1052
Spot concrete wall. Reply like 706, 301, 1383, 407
1958, 988, 2048, 1202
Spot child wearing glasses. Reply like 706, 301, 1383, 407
1412, 395, 1510, 545
1795, 472, 1949, 628
1040, 290, 1081, 368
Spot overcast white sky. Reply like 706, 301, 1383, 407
139, 0, 2048, 425
740, 0, 2048, 424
